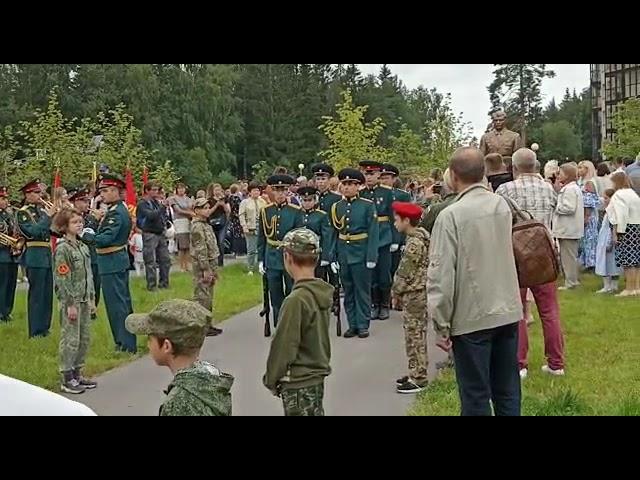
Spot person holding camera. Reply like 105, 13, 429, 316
206, 183, 231, 267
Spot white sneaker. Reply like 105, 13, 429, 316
596, 287, 609, 294
541, 365, 565, 376
247, 271, 254, 276
519, 368, 528, 380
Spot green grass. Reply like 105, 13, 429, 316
410, 275, 640, 416
0, 263, 261, 390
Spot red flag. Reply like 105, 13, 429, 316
142, 165, 149, 193
125, 167, 137, 209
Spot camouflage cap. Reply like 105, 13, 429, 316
125, 300, 211, 348
281, 227, 320, 257
193, 198, 211, 209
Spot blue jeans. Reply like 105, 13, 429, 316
452, 323, 521, 416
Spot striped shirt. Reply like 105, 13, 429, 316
496, 174, 558, 230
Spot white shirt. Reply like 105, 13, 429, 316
0, 374, 97, 416
606, 188, 640, 233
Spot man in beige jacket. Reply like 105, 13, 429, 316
239, 182, 267, 275
427, 147, 522, 416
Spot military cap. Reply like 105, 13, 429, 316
359, 160, 383, 172
97, 173, 125, 191
20, 179, 42, 194
311, 163, 335, 177
392, 201, 423, 221
281, 228, 321, 257
69, 187, 91, 203
125, 299, 211, 349
338, 168, 365, 184
267, 174, 295, 188
297, 187, 319, 198
0, 186, 8, 198
193, 198, 211, 209
381, 163, 400, 177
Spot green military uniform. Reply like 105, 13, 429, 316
297, 187, 336, 278
359, 161, 395, 320
54, 237, 95, 391
258, 175, 304, 324
71, 188, 101, 312
391, 203, 430, 392
263, 228, 334, 416
312, 163, 343, 310
332, 169, 379, 337
126, 300, 234, 416
190, 198, 222, 336
85, 174, 136, 353
381, 164, 412, 278
16, 180, 53, 338
0, 186, 19, 323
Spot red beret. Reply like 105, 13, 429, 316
392, 201, 423, 221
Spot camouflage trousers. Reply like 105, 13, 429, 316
402, 290, 428, 383
192, 266, 214, 326
59, 303, 91, 373
281, 383, 325, 417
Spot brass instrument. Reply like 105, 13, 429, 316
40, 199, 55, 210
0, 231, 18, 248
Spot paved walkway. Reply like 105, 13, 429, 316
77, 306, 445, 416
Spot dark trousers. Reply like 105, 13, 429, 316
340, 263, 372, 332
101, 271, 137, 353
391, 249, 402, 278
91, 262, 101, 307
142, 232, 171, 289
26, 267, 53, 338
266, 269, 293, 325
452, 323, 521, 417
0, 263, 18, 320
214, 225, 227, 267
372, 245, 392, 305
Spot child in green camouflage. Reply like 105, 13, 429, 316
263, 228, 334, 416
54, 208, 97, 394
392, 202, 430, 394
126, 299, 234, 416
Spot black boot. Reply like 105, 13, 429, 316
206, 326, 223, 337
370, 289, 380, 320
343, 329, 358, 338
73, 368, 97, 389
61, 371, 86, 395
378, 289, 391, 320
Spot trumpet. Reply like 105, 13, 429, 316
0, 231, 19, 248
40, 199, 55, 210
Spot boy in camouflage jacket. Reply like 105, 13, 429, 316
391, 202, 430, 394
53, 209, 97, 394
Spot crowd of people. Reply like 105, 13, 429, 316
2, 113, 640, 415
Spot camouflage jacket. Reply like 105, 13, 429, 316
160, 361, 234, 417
392, 227, 430, 296
54, 238, 95, 307
190, 219, 219, 273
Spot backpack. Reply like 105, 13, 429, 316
505, 198, 560, 288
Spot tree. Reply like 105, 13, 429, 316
387, 124, 428, 176
540, 120, 581, 160
318, 89, 387, 171
488, 64, 556, 144
602, 97, 640, 160
150, 160, 180, 192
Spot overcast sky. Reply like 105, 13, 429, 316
358, 64, 590, 139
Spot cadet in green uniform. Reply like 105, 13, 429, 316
258, 175, 304, 324
331, 169, 379, 338
53, 208, 97, 394
84, 174, 137, 353
16, 180, 55, 338
297, 187, 336, 278
312, 163, 343, 214
380, 163, 412, 279
312, 163, 343, 308
0, 186, 19, 323
264, 228, 334, 416
71, 187, 101, 319
359, 161, 396, 321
